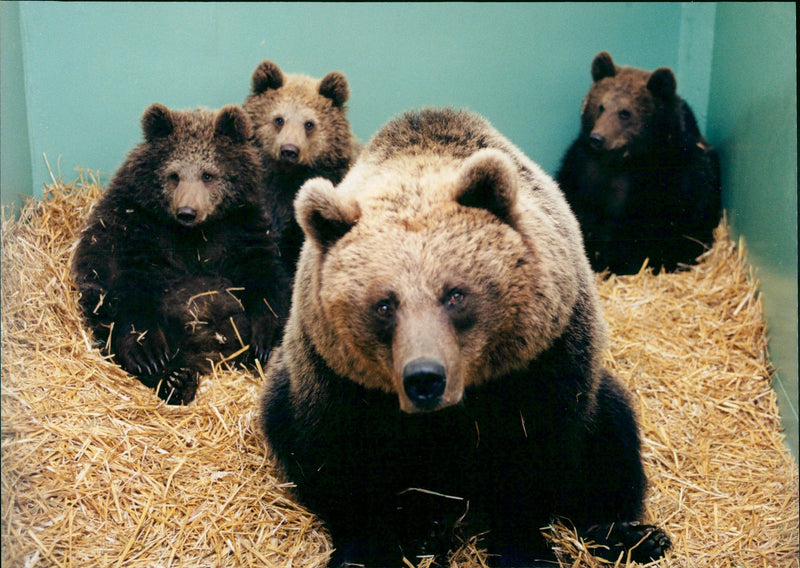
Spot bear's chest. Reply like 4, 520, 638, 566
161, 226, 236, 276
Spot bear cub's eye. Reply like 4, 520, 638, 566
598, 104, 605, 114
274, 117, 284, 128
304, 121, 315, 132
444, 289, 466, 308
167, 172, 180, 184
618, 109, 631, 121
201, 172, 214, 182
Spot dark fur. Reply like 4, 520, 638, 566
261, 109, 670, 565
71, 104, 290, 404
557, 51, 721, 274
243, 60, 357, 278
265, 307, 667, 566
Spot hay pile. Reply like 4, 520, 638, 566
2, 174, 798, 568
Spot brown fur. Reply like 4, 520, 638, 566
579, 51, 679, 156
262, 108, 670, 566
71, 104, 290, 404
144, 104, 254, 226
292, 109, 599, 411
242, 60, 358, 274
557, 52, 721, 274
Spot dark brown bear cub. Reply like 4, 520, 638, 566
261, 108, 670, 566
71, 104, 290, 404
243, 60, 358, 278
557, 51, 721, 274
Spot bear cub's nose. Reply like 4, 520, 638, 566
280, 144, 300, 163
403, 358, 447, 410
176, 206, 198, 225
589, 133, 605, 151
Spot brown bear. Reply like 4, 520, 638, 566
557, 51, 721, 274
71, 103, 290, 405
260, 108, 671, 566
243, 60, 358, 277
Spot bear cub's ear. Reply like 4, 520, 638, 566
318, 72, 349, 107
647, 68, 677, 100
591, 51, 617, 82
142, 103, 174, 141
295, 178, 361, 251
454, 149, 519, 226
214, 105, 252, 144
251, 60, 285, 95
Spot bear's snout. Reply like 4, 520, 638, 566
172, 179, 211, 225
280, 144, 300, 163
589, 133, 605, 151
402, 358, 447, 411
176, 206, 198, 225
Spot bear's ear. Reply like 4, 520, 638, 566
647, 67, 677, 100
142, 103, 174, 141
251, 60, 284, 94
591, 51, 617, 81
319, 72, 349, 107
295, 177, 361, 251
214, 105, 251, 144
454, 149, 519, 226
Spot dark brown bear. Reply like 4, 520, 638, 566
243, 60, 358, 277
71, 104, 290, 405
261, 108, 671, 566
557, 51, 721, 274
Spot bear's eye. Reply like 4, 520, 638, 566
304, 121, 315, 132
618, 109, 631, 121
375, 299, 395, 319
274, 117, 284, 128
167, 173, 180, 184
598, 104, 605, 114
201, 172, 214, 182
444, 288, 475, 331
444, 289, 466, 308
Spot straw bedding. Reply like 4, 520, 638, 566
2, 173, 798, 568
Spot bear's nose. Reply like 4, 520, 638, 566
589, 133, 605, 151
280, 144, 300, 163
176, 206, 198, 225
403, 358, 446, 411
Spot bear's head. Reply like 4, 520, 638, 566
292, 148, 578, 414
139, 103, 260, 226
243, 60, 352, 172
580, 51, 679, 157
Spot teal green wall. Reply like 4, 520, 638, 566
6, 1, 688, 193
0, 0, 32, 212
1, 2, 796, 456
707, 2, 798, 457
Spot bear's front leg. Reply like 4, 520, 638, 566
484, 516, 559, 567
112, 319, 197, 404
248, 309, 282, 365
112, 319, 171, 377
327, 532, 404, 568
580, 521, 671, 564
304, 487, 406, 567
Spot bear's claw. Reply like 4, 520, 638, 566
582, 521, 671, 563
114, 323, 170, 377
157, 367, 198, 405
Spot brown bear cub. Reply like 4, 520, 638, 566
557, 51, 721, 274
243, 60, 358, 277
261, 108, 671, 566
71, 104, 290, 405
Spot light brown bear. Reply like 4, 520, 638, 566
261, 108, 671, 566
243, 60, 358, 276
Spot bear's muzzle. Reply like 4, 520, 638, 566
402, 357, 447, 411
